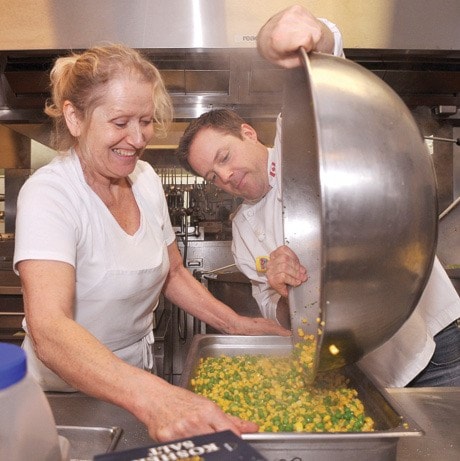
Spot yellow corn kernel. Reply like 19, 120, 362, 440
293, 421, 303, 432
329, 344, 340, 355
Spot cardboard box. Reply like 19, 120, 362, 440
93, 430, 266, 461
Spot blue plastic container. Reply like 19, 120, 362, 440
0, 342, 64, 460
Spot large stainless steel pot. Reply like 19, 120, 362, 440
282, 50, 437, 374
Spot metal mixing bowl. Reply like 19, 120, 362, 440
282, 50, 437, 374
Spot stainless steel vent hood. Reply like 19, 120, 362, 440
0, 0, 459, 123
1, 0, 459, 51
1, 48, 459, 122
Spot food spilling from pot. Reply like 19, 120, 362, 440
282, 49, 438, 381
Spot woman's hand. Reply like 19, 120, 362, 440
139, 379, 259, 442
266, 245, 308, 298
257, 5, 335, 68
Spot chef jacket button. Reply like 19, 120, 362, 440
258, 233, 265, 242
247, 210, 254, 217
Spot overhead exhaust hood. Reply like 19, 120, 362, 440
0, 0, 459, 124
1, 0, 459, 51
1, 48, 459, 123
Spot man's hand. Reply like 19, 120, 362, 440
266, 245, 308, 297
257, 5, 335, 68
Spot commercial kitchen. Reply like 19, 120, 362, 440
0, 1, 459, 460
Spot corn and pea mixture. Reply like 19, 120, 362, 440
191, 347, 375, 433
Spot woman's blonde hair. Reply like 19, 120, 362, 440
45, 43, 173, 151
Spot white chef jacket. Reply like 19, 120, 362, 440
232, 116, 285, 320
14, 150, 176, 390
231, 113, 460, 389
358, 257, 460, 387
232, 17, 344, 319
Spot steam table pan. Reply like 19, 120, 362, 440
180, 335, 422, 461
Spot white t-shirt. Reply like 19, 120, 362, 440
14, 151, 175, 357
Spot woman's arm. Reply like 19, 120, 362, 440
162, 242, 290, 336
18, 258, 259, 441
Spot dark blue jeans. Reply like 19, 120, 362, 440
408, 320, 460, 387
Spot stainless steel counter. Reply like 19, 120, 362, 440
388, 388, 459, 461
47, 387, 460, 461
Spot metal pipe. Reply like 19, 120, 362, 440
424, 136, 460, 146
439, 195, 460, 220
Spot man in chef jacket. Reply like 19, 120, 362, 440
176, 5, 460, 388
